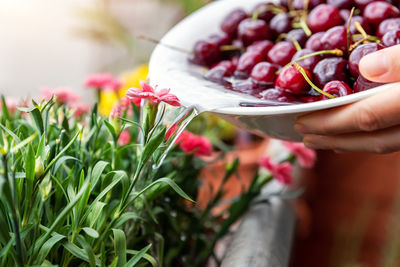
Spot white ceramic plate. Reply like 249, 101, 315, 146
148, 0, 399, 141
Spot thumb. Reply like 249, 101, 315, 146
359, 44, 400, 83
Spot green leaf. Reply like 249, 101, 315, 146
104, 119, 117, 143
54, 156, 80, 173
36, 134, 46, 159
114, 212, 144, 228
76, 235, 97, 267
36, 233, 65, 264
126, 249, 157, 267
25, 144, 35, 182
113, 229, 127, 267
1, 96, 10, 122
63, 241, 101, 266
87, 201, 106, 228
10, 133, 37, 154
91, 161, 109, 187
82, 227, 99, 239
124, 244, 152, 267
0, 123, 21, 143
30, 107, 44, 135
139, 127, 166, 169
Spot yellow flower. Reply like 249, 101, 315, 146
98, 64, 148, 115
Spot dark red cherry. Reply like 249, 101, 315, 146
250, 62, 278, 86
348, 16, 372, 35
247, 40, 274, 58
270, 13, 292, 37
191, 40, 221, 66
205, 66, 231, 84
293, 0, 324, 9
305, 32, 325, 51
286, 29, 308, 47
364, 1, 399, 27
298, 95, 322, 102
328, 0, 353, 9
321, 26, 347, 51
382, 29, 400, 46
354, 0, 374, 10
208, 32, 230, 46
377, 18, 400, 37
234, 79, 264, 95
353, 74, 385, 92
321, 80, 353, 99
275, 66, 311, 95
280, 0, 289, 8
212, 60, 236, 75
340, 9, 351, 20
252, 3, 275, 22
234, 51, 264, 78
313, 58, 349, 87
267, 41, 297, 66
259, 88, 297, 103
238, 18, 271, 46
221, 9, 248, 37
307, 4, 343, 33
292, 48, 320, 70
348, 43, 379, 77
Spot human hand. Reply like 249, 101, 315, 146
294, 45, 400, 154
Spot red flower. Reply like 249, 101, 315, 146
71, 103, 90, 118
0, 97, 18, 113
283, 141, 316, 168
121, 96, 141, 108
41, 87, 80, 104
259, 156, 293, 186
177, 131, 212, 157
126, 81, 180, 106
118, 130, 131, 146
110, 105, 122, 119
84, 73, 122, 92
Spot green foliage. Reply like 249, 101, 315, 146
0, 98, 275, 267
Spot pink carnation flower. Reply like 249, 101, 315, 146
259, 156, 293, 186
110, 105, 122, 119
118, 130, 131, 146
84, 73, 122, 92
71, 103, 90, 118
283, 141, 316, 168
126, 81, 180, 106
0, 97, 19, 113
41, 87, 80, 104
177, 131, 212, 157
121, 96, 141, 109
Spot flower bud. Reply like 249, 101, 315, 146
35, 156, 45, 179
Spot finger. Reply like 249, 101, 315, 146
359, 44, 400, 83
294, 85, 400, 135
302, 125, 400, 154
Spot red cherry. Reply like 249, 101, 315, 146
307, 4, 343, 33
293, 0, 324, 9
327, 0, 353, 9
205, 66, 231, 84
321, 80, 353, 99
247, 40, 274, 58
353, 74, 385, 92
348, 16, 372, 35
267, 41, 297, 66
313, 58, 349, 87
269, 13, 292, 37
238, 18, 271, 46
340, 9, 351, 20
212, 60, 236, 75
355, 0, 374, 10
191, 40, 221, 66
208, 32, 230, 46
221, 9, 248, 37
234, 51, 264, 78
305, 32, 325, 51
348, 43, 379, 77
292, 49, 321, 70
275, 66, 311, 95
321, 25, 348, 51
252, 3, 275, 22
382, 29, 400, 46
286, 29, 308, 47
377, 18, 400, 37
364, 1, 399, 27
259, 88, 297, 103
250, 62, 278, 86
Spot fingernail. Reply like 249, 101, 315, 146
360, 51, 388, 78
303, 135, 317, 149
294, 123, 307, 133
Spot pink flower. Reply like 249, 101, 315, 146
71, 103, 90, 118
121, 96, 141, 109
110, 105, 122, 119
283, 141, 316, 168
259, 156, 293, 186
118, 130, 131, 146
126, 81, 180, 106
177, 131, 212, 157
84, 73, 122, 92
0, 97, 19, 113
41, 87, 80, 104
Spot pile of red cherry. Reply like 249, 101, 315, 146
189, 0, 400, 103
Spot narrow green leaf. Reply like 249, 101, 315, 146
0, 123, 21, 143
63, 241, 101, 266
104, 119, 117, 143
1, 96, 10, 121
54, 156, 80, 173
87, 201, 106, 228
113, 229, 127, 267
124, 244, 152, 267
76, 235, 97, 267
25, 144, 35, 182
127, 249, 157, 267
30, 107, 44, 135
36, 233, 65, 264
82, 227, 99, 239
91, 161, 109, 187
10, 133, 37, 154
139, 127, 166, 167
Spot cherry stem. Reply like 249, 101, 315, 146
136, 35, 193, 55
346, 7, 355, 53
349, 22, 376, 51
355, 21, 368, 39
293, 63, 336, 99
277, 49, 343, 74
299, 19, 312, 36
252, 4, 286, 20
220, 45, 243, 52
277, 33, 302, 51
